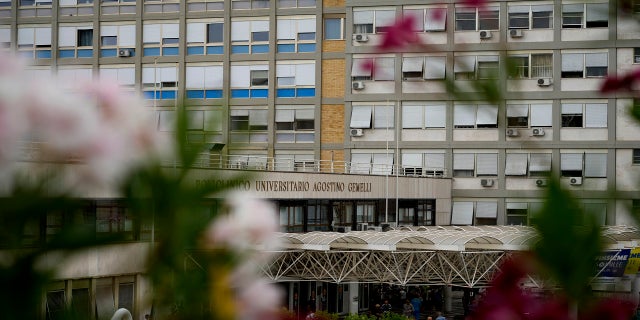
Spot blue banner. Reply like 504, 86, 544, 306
594, 249, 631, 278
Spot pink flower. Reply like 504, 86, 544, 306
600, 68, 640, 93
236, 279, 284, 320
378, 15, 422, 52
580, 298, 635, 320
460, 0, 487, 8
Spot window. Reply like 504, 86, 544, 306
562, 3, 608, 28
278, 0, 315, 8
0, 28, 10, 48
451, 201, 497, 225
187, 0, 223, 11
560, 153, 582, 177
46, 290, 65, 320
350, 152, 394, 175
143, 23, 179, 56
56, 68, 93, 92
230, 64, 269, 98
403, 7, 447, 32
275, 106, 315, 143
455, 6, 499, 31
350, 105, 395, 129
356, 201, 377, 223
279, 202, 304, 232
58, 25, 93, 58
633, 149, 640, 165
185, 65, 223, 99
353, 8, 396, 34
100, 0, 136, 15
232, 0, 269, 9
561, 52, 608, 78
142, 65, 178, 100
231, 19, 269, 54
187, 21, 224, 55
454, 104, 498, 128
19, 0, 51, 17
508, 53, 552, 79
454, 55, 499, 80
276, 62, 316, 98
100, 24, 135, 57
401, 152, 445, 177
59, 0, 94, 16
402, 103, 446, 129
229, 109, 269, 143
561, 152, 607, 178
402, 56, 446, 80
144, 0, 179, 13
99, 67, 135, 89
506, 202, 544, 226
508, 4, 553, 29
324, 18, 345, 40
275, 153, 315, 171
277, 17, 316, 53
529, 153, 552, 176
453, 152, 498, 177
634, 48, 640, 64
352, 57, 395, 81
17, 26, 52, 59
96, 200, 133, 239
185, 110, 223, 133
506, 103, 552, 128
561, 102, 607, 128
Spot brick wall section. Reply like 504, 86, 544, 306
323, 0, 344, 7
320, 150, 345, 173
321, 59, 345, 98
322, 40, 345, 53
321, 104, 345, 144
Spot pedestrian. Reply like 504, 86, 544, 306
411, 295, 422, 320
435, 311, 446, 320
402, 299, 414, 318
381, 299, 392, 314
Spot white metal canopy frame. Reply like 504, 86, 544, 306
259, 225, 640, 288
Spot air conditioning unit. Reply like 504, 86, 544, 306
531, 128, 545, 136
118, 49, 132, 57
479, 30, 492, 39
506, 128, 519, 137
357, 223, 368, 231
569, 177, 583, 186
481, 179, 494, 187
535, 179, 547, 187
537, 78, 553, 86
352, 81, 365, 90
509, 29, 524, 38
368, 226, 383, 232
353, 33, 369, 42
350, 128, 364, 137
336, 226, 351, 233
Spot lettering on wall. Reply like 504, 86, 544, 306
194, 179, 372, 193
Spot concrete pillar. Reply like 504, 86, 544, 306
444, 285, 452, 313
348, 283, 359, 315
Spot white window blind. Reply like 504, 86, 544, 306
425, 8, 447, 31
157, 111, 176, 132
187, 23, 206, 43
251, 20, 269, 33
298, 19, 316, 33
0, 29, 10, 44
373, 105, 394, 128
402, 153, 422, 167
350, 153, 371, 174
424, 56, 446, 79
585, 153, 607, 177
454, 104, 476, 127
374, 57, 395, 81
296, 108, 314, 120
295, 63, 315, 86
585, 53, 607, 67
425, 153, 445, 170
451, 202, 474, 225
372, 153, 394, 175
119, 25, 135, 46
529, 153, 551, 172
35, 27, 51, 45
18, 28, 34, 45
586, 3, 608, 22
402, 57, 423, 72
476, 202, 497, 218
162, 24, 179, 39
453, 153, 475, 170
350, 106, 372, 128
186, 66, 205, 88
585, 103, 607, 128
476, 153, 497, 176
425, 105, 446, 128
507, 202, 528, 210
100, 68, 135, 86
230, 65, 250, 87
354, 11, 374, 24
187, 110, 204, 130
454, 56, 476, 73
249, 110, 268, 126
204, 110, 222, 131
275, 109, 295, 122
562, 53, 584, 72
507, 104, 529, 117
530, 104, 552, 127
59, 26, 77, 46
505, 153, 528, 176
402, 104, 423, 128
352, 60, 372, 77
375, 10, 396, 28
476, 105, 498, 126
561, 153, 583, 171
231, 21, 250, 41
101, 25, 117, 37
277, 19, 295, 40
143, 24, 161, 44
562, 103, 583, 114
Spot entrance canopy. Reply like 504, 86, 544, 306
261, 225, 640, 287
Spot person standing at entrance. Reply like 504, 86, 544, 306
402, 299, 414, 318
411, 295, 422, 320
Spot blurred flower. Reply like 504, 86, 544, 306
600, 68, 640, 94
460, 0, 487, 8
378, 15, 422, 52
580, 298, 635, 320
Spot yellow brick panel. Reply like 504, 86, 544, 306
320, 150, 345, 173
322, 40, 345, 53
323, 0, 344, 8
321, 104, 345, 144
321, 59, 345, 98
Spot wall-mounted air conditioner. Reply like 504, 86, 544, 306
509, 29, 523, 38
569, 177, 583, 186
357, 223, 368, 231
118, 49, 132, 57
479, 30, 492, 39
350, 128, 364, 137
353, 34, 369, 42
481, 179, 494, 187
535, 179, 547, 187
537, 78, 553, 86
336, 226, 351, 233
506, 128, 519, 137
352, 81, 365, 90
531, 128, 545, 136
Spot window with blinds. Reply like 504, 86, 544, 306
561, 102, 607, 128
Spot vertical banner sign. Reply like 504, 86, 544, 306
624, 247, 640, 275
594, 249, 631, 278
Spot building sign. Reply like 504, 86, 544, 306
195, 179, 372, 193
594, 249, 631, 278
624, 248, 640, 275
